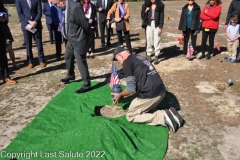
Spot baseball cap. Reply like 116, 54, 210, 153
112, 45, 129, 61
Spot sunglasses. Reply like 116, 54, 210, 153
188, 0, 194, 1
230, 21, 238, 24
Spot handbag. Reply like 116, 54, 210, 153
113, 2, 125, 31
115, 20, 125, 31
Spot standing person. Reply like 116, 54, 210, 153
50, 0, 63, 61
60, 0, 92, 94
57, 0, 68, 46
141, 0, 151, 52
112, 45, 184, 132
0, 0, 17, 84
96, 0, 113, 47
224, 15, 240, 63
91, 0, 99, 38
143, 0, 164, 64
224, 0, 240, 31
16, 0, 46, 68
82, 0, 96, 59
4, 7, 20, 68
43, 0, 55, 44
198, 0, 222, 60
107, 0, 132, 54
178, 0, 201, 55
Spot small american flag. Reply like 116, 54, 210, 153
109, 62, 120, 88
186, 42, 194, 59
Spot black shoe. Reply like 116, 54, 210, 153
154, 56, 159, 65
51, 41, 54, 44
164, 109, 179, 133
75, 87, 90, 94
100, 44, 105, 48
198, 55, 205, 59
169, 107, 185, 127
60, 76, 75, 83
56, 56, 62, 61
206, 54, 211, 60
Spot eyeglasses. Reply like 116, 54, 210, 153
188, 0, 194, 1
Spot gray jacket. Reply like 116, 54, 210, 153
65, 0, 91, 49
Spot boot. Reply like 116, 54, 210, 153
154, 56, 159, 65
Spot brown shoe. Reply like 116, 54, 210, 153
28, 63, 33, 68
4, 78, 17, 84
40, 62, 46, 68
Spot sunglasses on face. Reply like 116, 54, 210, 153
231, 21, 238, 24
188, 0, 194, 1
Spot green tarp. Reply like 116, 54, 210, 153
2, 82, 168, 160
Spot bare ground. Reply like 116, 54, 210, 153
1, 0, 240, 159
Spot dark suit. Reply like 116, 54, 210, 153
65, 0, 91, 89
50, 4, 62, 57
0, 0, 10, 79
43, 2, 54, 42
96, 0, 113, 45
16, 0, 45, 64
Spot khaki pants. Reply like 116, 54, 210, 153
146, 21, 161, 56
227, 41, 238, 59
126, 91, 166, 126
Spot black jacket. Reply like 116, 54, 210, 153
178, 3, 201, 31
85, 3, 96, 28
66, 0, 91, 49
142, 5, 164, 28
225, 0, 240, 25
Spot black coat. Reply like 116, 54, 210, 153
225, 0, 240, 25
85, 3, 96, 28
178, 3, 201, 31
142, 4, 164, 28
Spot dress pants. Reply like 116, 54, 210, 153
64, 41, 91, 89
88, 29, 95, 52
99, 21, 110, 45
183, 28, 197, 54
201, 29, 217, 56
0, 34, 10, 79
23, 30, 45, 64
53, 25, 62, 57
46, 23, 55, 42
117, 30, 132, 54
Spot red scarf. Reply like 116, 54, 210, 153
83, 3, 90, 14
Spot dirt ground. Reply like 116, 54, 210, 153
1, 0, 240, 159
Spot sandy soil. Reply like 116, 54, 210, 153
1, 0, 240, 159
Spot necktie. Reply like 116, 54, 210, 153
27, 0, 31, 9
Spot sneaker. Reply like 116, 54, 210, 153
169, 107, 185, 127
164, 109, 179, 133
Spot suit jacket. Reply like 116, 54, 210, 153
16, 0, 43, 30
66, 0, 91, 50
96, 0, 113, 23
43, 2, 52, 24
107, 2, 130, 31
84, 3, 96, 28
